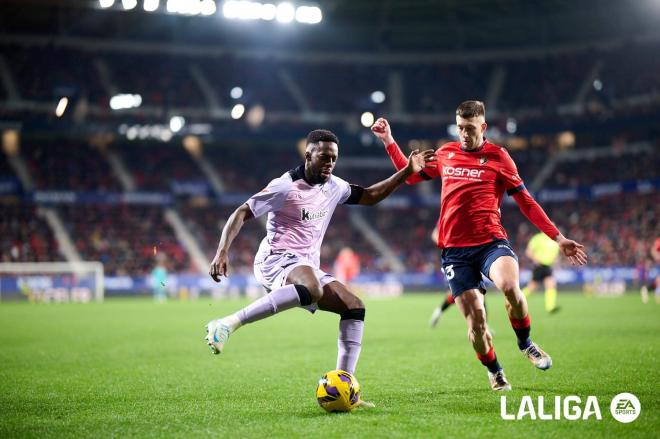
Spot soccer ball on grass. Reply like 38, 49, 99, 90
315, 369, 361, 412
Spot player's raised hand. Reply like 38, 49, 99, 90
557, 235, 588, 266
371, 118, 395, 145
407, 149, 436, 174
209, 250, 229, 282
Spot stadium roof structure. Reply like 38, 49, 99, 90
1, 0, 659, 54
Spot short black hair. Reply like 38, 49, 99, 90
456, 100, 486, 119
306, 129, 339, 145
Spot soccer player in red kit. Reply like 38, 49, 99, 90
371, 100, 588, 391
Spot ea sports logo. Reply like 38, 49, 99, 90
610, 393, 641, 423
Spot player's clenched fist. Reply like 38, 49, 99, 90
209, 250, 229, 282
371, 118, 395, 145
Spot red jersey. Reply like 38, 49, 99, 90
386, 140, 560, 248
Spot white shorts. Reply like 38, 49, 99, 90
254, 251, 336, 312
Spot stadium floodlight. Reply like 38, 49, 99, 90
126, 125, 139, 140
370, 90, 386, 104
200, 0, 217, 15
183, 0, 202, 15
593, 79, 603, 91
260, 3, 277, 20
295, 5, 321, 24
230, 86, 243, 99
276, 2, 295, 23
169, 116, 185, 133
167, 0, 201, 15
231, 103, 245, 119
99, 0, 115, 8
447, 124, 458, 137
222, 1, 239, 18
360, 111, 374, 128
55, 97, 68, 117
506, 118, 517, 134
143, 0, 159, 12
122, 0, 138, 10
109, 94, 142, 110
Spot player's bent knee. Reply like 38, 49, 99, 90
294, 284, 322, 305
307, 283, 324, 302
499, 281, 520, 297
345, 295, 364, 310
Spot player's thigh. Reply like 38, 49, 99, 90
442, 255, 485, 298
317, 281, 363, 314
286, 265, 323, 301
455, 289, 487, 324
488, 255, 520, 294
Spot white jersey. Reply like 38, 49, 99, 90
246, 165, 354, 269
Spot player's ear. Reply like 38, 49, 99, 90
482, 122, 488, 132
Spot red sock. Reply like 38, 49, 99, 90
509, 314, 532, 349
509, 314, 531, 329
446, 294, 455, 305
476, 347, 501, 373
476, 346, 496, 364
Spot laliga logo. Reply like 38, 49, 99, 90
500, 396, 602, 421
501, 393, 641, 422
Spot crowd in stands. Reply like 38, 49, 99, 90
114, 142, 201, 191
1, 136, 657, 277
106, 54, 206, 109
0, 204, 61, 263
0, 45, 106, 105
548, 148, 660, 188
58, 205, 191, 276
23, 139, 122, 191
503, 192, 659, 268
180, 203, 264, 274
208, 146, 298, 193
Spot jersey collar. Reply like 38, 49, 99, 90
460, 138, 487, 153
289, 164, 316, 186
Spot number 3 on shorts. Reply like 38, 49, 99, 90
444, 264, 455, 280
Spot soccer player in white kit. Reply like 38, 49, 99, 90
206, 129, 432, 382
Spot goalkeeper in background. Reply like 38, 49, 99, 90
522, 232, 560, 313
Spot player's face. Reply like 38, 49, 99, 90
307, 141, 338, 183
456, 115, 487, 150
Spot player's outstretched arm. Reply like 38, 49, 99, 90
511, 190, 587, 266
357, 149, 434, 205
371, 117, 436, 185
209, 203, 254, 282
555, 233, 588, 266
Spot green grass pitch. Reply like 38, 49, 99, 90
1, 293, 658, 438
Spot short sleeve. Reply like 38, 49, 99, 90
500, 149, 526, 195
246, 176, 291, 218
334, 176, 353, 204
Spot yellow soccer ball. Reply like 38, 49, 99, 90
315, 369, 361, 413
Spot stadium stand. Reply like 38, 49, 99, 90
0, 204, 62, 263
